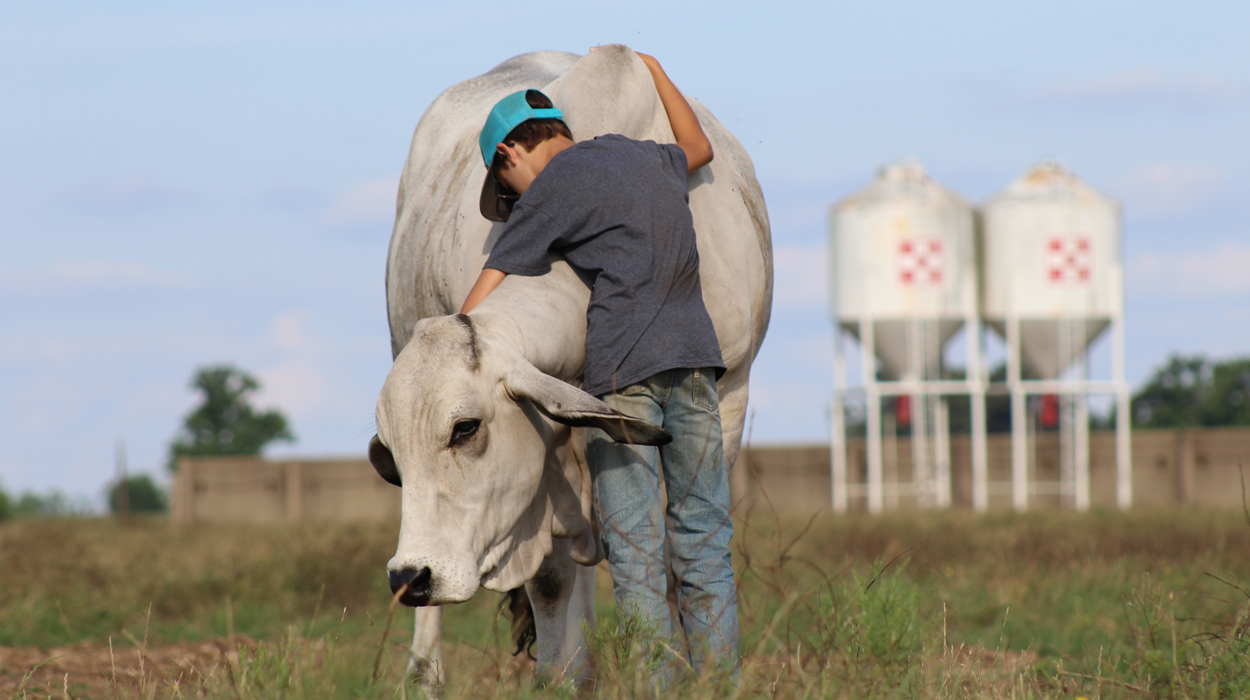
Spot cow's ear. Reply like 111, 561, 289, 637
369, 435, 402, 487
505, 365, 671, 446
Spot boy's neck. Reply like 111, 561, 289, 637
505, 136, 575, 195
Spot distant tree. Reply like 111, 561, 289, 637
11, 491, 89, 518
1132, 355, 1207, 428
15, 493, 46, 517
1089, 407, 1118, 431
1132, 354, 1250, 428
168, 365, 294, 470
1199, 358, 1250, 426
0, 484, 10, 522
107, 475, 168, 514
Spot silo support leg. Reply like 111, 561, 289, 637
1011, 390, 1029, 511
866, 391, 884, 514
831, 392, 848, 513
934, 397, 952, 508
1075, 395, 1090, 511
1116, 389, 1132, 509
971, 391, 989, 512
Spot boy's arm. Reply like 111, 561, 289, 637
460, 268, 507, 313
635, 52, 714, 173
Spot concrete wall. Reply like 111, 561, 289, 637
738, 427, 1250, 513
170, 456, 400, 524
170, 427, 1250, 523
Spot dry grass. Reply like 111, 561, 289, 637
2, 509, 1249, 698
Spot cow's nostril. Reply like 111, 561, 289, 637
389, 566, 433, 606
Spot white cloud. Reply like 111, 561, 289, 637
257, 357, 328, 419
771, 243, 828, 311
0, 336, 80, 363
321, 177, 399, 226
269, 311, 313, 350
1129, 242, 1250, 298
1109, 163, 1224, 216
0, 328, 270, 365
5, 373, 83, 436
3, 8, 451, 59
71, 179, 197, 213
255, 311, 365, 423
1044, 70, 1244, 110
768, 200, 829, 230
0, 259, 192, 295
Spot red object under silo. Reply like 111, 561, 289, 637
1040, 394, 1059, 428
895, 396, 911, 427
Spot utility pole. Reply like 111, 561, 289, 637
115, 440, 129, 519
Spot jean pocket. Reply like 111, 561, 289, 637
621, 383, 648, 396
691, 368, 719, 411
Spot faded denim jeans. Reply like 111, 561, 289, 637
587, 367, 739, 676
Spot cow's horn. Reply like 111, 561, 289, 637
504, 363, 671, 446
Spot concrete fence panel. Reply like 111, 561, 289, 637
170, 428, 1250, 523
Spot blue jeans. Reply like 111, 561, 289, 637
587, 367, 739, 675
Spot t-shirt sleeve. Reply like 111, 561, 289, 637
484, 202, 560, 276
657, 143, 689, 181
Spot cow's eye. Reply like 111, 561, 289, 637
451, 419, 480, 445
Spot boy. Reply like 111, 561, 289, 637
461, 50, 737, 675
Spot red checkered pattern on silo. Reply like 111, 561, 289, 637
897, 238, 944, 285
1046, 235, 1091, 283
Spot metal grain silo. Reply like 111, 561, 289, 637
829, 163, 988, 514
981, 161, 1131, 512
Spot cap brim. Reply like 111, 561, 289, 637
479, 171, 513, 223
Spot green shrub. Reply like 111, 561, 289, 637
10, 490, 89, 518
818, 560, 932, 692
107, 474, 168, 514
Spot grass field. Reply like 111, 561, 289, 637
2, 508, 1249, 698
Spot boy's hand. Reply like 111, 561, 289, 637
594, 47, 713, 173
633, 51, 660, 70
461, 268, 507, 314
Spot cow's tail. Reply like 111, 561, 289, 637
503, 586, 537, 659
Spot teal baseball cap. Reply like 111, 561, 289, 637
478, 90, 564, 168
478, 90, 564, 222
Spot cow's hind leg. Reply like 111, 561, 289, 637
406, 606, 444, 694
523, 540, 595, 685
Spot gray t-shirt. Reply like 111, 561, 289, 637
485, 134, 724, 397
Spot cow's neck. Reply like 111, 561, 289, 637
467, 262, 590, 385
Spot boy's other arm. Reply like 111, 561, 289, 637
635, 52, 713, 173
460, 268, 507, 314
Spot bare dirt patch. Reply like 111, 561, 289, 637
0, 638, 1036, 698
0, 637, 545, 699
0, 637, 261, 698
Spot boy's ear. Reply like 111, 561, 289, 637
494, 143, 513, 168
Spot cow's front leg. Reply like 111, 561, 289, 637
406, 605, 444, 693
524, 539, 595, 684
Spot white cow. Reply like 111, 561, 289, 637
371, 45, 772, 688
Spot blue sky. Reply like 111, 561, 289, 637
3, 1, 1248, 502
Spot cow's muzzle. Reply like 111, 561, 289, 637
389, 566, 433, 606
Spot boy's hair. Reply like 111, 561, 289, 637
492, 90, 572, 179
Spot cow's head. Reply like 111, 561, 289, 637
370, 314, 669, 606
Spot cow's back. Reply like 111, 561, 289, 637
387, 50, 582, 356
538, 47, 772, 380
386, 46, 772, 464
